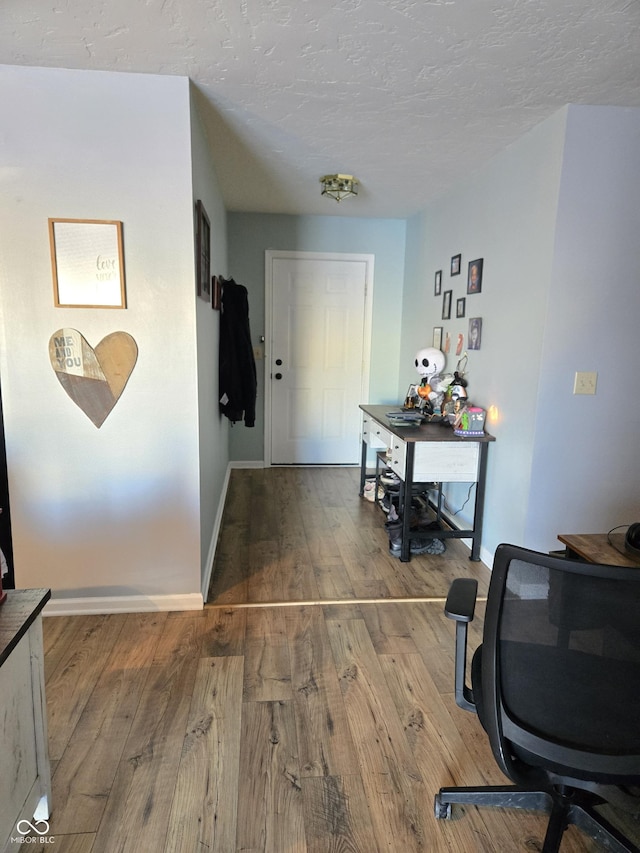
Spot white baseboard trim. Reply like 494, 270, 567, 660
201, 462, 233, 600
453, 536, 493, 572
200, 460, 265, 601
43, 592, 204, 617
479, 544, 494, 570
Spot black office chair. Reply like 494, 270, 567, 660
435, 543, 640, 852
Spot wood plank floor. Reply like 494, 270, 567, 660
40, 468, 640, 852
208, 467, 492, 606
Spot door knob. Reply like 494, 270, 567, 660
275, 372, 283, 380
275, 358, 283, 365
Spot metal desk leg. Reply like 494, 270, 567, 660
359, 439, 367, 496
374, 453, 383, 507
401, 442, 415, 562
469, 442, 489, 561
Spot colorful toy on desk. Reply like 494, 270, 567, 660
450, 370, 468, 401
443, 355, 470, 424
454, 404, 486, 436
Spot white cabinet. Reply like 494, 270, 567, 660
0, 590, 51, 852
362, 415, 391, 451
390, 437, 480, 482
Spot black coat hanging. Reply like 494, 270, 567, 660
218, 277, 257, 427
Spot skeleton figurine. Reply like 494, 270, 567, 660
414, 347, 451, 415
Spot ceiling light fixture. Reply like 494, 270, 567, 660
320, 174, 358, 202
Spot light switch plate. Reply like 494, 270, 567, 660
574, 371, 597, 395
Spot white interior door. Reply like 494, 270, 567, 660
267, 253, 372, 465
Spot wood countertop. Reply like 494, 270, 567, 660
0, 588, 51, 667
557, 533, 640, 569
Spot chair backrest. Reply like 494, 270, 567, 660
480, 544, 640, 786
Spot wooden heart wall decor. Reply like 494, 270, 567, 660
49, 328, 138, 427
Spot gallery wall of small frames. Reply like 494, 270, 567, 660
433, 254, 483, 354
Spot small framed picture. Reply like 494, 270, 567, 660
456, 333, 464, 356
196, 200, 211, 301
433, 326, 443, 349
434, 270, 442, 296
468, 317, 482, 350
442, 290, 452, 320
444, 331, 451, 354
467, 258, 483, 294
456, 297, 466, 318
451, 254, 461, 276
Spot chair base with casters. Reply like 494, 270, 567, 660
434, 785, 640, 853
435, 545, 640, 853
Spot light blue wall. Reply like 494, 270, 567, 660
227, 213, 406, 461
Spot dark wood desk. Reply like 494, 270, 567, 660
360, 404, 495, 561
558, 533, 640, 568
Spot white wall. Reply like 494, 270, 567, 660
401, 109, 568, 559
402, 104, 640, 560
190, 86, 230, 596
525, 105, 640, 548
0, 66, 204, 610
5, 65, 635, 604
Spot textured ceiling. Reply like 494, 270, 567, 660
2, 0, 640, 218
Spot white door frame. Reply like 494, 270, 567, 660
264, 250, 374, 468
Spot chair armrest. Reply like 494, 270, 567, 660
445, 578, 478, 623
444, 578, 478, 713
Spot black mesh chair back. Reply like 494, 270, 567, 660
436, 544, 640, 853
